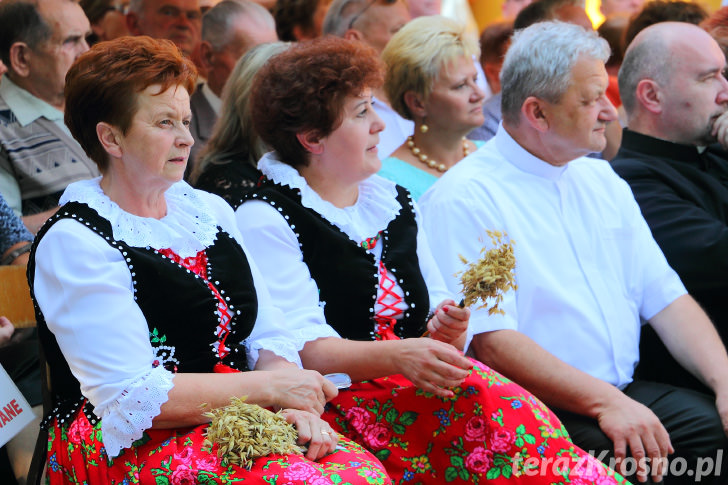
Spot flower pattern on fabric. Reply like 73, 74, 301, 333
149, 328, 179, 373
46, 409, 391, 484
323, 360, 630, 485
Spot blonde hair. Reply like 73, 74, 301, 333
191, 42, 289, 183
382, 15, 478, 120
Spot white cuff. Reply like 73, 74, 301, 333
98, 366, 174, 457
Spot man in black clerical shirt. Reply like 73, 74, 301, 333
612, 21, 728, 392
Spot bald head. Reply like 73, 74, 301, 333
620, 22, 728, 145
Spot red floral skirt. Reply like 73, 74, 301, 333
323, 359, 630, 485
46, 408, 391, 484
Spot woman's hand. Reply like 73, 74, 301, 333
280, 409, 338, 461
394, 338, 473, 398
427, 299, 470, 347
0, 316, 15, 347
267, 368, 338, 415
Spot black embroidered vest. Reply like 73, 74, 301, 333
27, 201, 258, 427
238, 180, 430, 341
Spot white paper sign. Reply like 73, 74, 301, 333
0, 364, 36, 448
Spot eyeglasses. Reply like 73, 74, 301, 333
347, 0, 396, 29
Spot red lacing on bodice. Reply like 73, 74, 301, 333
363, 234, 403, 341
157, 248, 233, 363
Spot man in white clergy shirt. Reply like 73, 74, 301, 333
420, 20, 728, 485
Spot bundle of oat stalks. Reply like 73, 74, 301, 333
456, 230, 517, 315
203, 396, 304, 469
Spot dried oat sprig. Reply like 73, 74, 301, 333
203, 396, 304, 469
455, 230, 517, 315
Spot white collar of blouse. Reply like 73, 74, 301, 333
59, 177, 218, 258
257, 151, 402, 243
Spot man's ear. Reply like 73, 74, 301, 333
635, 79, 663, 114
8, 42, 32, 78
296, 130, 324, 155
403, 91, 427, 120
199, 41, 214, 71
344, 29, 363, 42
521, 96, 550, 132
126, 12, 142, 35
96, 122, 123, 159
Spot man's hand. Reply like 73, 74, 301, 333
597, 393, 673, 483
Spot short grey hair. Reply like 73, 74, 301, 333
202, 0, 274, 50
322, 0, 368, 37
500, 20, 610, 125
618, 31, 670, 116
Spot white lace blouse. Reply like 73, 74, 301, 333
32, 177, 300, 457
235, 153, 454, 346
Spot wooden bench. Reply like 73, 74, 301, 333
0, 265, 34, 328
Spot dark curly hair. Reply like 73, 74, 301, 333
250, 37, 383, 168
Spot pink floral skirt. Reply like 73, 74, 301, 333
46, 407, 391, 484
323, 359, 630, 485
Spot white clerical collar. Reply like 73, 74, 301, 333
201, 82, 222, 116
494, 123, 568, 181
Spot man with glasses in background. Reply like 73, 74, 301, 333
126, 0, 202, 59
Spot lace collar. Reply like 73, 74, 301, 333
60, 177, 218, 258
258, 152, 401, 242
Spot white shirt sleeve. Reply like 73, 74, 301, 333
609, 174, 687, 320
420, 181, 519, 343
33, 219, 174, 457
195, 190, 303, 368
412, 200, 456, 310
235, 200, 342, 346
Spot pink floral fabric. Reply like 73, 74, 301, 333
46, 408, 391, 484
323, 359, 631, 485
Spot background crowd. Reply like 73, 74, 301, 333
3, 0, 728, 483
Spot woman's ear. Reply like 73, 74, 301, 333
296, 130, 324, 155
96, 122, 123, 159
404, 91, 427, 119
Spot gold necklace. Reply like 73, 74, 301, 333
406, 136, 470, 173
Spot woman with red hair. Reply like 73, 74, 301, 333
225, 36, 629, 485
28, 35, 389, 484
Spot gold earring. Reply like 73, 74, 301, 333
420, 123, 429, 134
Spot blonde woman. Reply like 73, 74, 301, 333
378, 15, 486, 200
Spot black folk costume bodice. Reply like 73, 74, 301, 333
235, 179, 431, 341
27, 201, 258, 429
